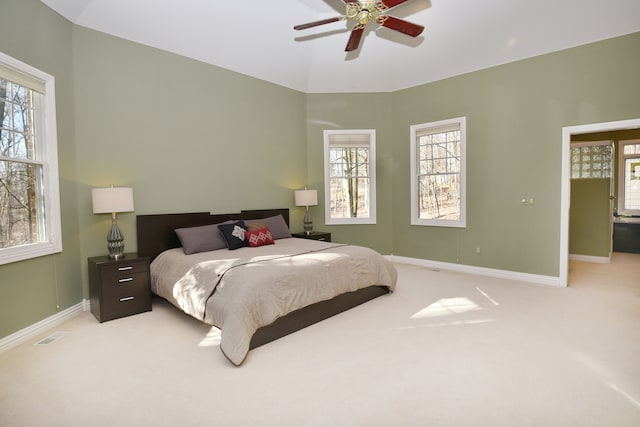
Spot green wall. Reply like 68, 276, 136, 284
0, 0, 307, 339
305, 93, 394, 253
1, 0, 640, 340
71, 26, 308, 263
306, 32, 640, 276
0, 0, 82, 338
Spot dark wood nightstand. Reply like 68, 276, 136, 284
292, 231, 332, 242
88, 253, 151, 323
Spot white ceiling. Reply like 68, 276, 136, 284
40, 0, 640, 93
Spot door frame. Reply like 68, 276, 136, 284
560, 118, 640, 286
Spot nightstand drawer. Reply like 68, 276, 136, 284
100, 285, 151, 322
101, 271, 149, 297
101, 268, 148, 286
101, 260, 148, 281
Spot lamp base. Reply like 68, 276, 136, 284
106, 216, 125, 260
303, 207, 313, 234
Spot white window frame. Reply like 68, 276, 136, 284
323, 129, 377, 225
0, 51, 62, 265
617, 139, 640, 216
410, 117, 466, 228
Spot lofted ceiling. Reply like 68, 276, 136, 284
40, 0, 640, 94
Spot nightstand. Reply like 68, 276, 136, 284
88, 253, 151, 323
292, 231, 332, 242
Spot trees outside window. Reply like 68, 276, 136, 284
324, 130, 376, 225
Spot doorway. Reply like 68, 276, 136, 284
561, 118, 640, 287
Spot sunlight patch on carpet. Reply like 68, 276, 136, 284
411, 297, 481, 319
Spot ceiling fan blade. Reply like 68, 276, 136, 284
379, 0, 411, 8
378, 15, 424, 37
345, 26, 365, 52
294, 17, 343, 31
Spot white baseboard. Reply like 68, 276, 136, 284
569, 253, 611, 264
0, 299, 89, 354
386, 255, 563, 287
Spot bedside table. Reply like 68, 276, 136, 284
88, 253, 151, 323
292, 231, 332, 242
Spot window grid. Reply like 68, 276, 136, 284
1, 78, 43, 248
417, 129, 461, 221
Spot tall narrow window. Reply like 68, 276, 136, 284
410, 117, 466, 227
618, 139, 640, 216
324, 129, 376, 225
0, 52, 61, 265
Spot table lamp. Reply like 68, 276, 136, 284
295, 188, 318, 234
92, 186, 134, 260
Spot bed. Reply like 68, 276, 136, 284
136, 208, 397, 365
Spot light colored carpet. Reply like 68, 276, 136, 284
1, 253, 639, 426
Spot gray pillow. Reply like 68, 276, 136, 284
245, 214, 291, 240
175, 221, 233, 254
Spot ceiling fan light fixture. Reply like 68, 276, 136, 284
294, 0, 425, 53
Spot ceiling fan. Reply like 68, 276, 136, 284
294, 0, 424, 52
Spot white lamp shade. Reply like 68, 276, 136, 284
92, 187, 135, 214
295, 189, 318, 207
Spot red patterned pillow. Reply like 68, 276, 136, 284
245, 227, 274, 247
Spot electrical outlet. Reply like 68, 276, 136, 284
475, 247, 481, 254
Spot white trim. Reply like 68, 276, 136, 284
561, 118, 640, 287
569, 254, 611, 264
387, 255, 562, 287
0, 300, 89, 354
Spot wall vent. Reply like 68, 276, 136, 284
33, 331, 69, 346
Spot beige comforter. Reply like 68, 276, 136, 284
150, 238, 397, 365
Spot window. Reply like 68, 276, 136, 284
324, 129, 376, 225
618, 139, 640, 216
570, 142, 613, 179
410, 117, 466, 227
0, 52, 61, 265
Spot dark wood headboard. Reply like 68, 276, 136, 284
136, 208, 289, 261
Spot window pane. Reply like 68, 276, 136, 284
417, 128, 461, 221
623, 144, 640, 155
418, 174, 461, 220
0, 160, 43, 248
329, 177, 370, 219
1, 79, 34, 161
624, 159, 640, 210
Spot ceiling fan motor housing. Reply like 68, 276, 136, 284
347, 1, 385, 26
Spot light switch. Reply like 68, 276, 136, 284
520, 197, 535, 205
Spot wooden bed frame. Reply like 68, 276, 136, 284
136, 208, 389, 351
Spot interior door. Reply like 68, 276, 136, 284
569, 141, 615, 259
